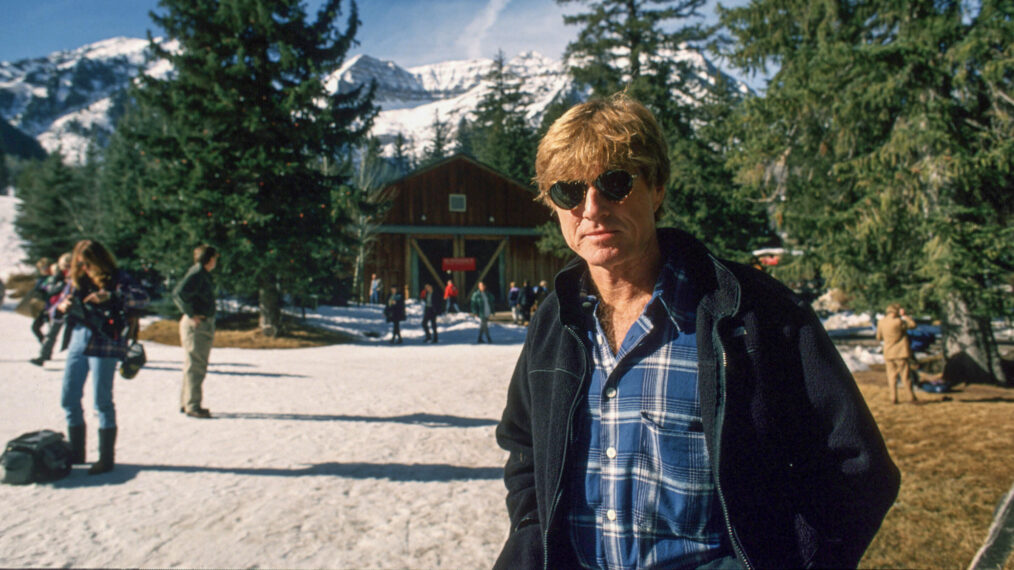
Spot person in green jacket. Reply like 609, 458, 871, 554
470, 281, 495, 344
172, 245, 219, 419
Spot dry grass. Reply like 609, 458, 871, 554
857, 364, 1014, 569
5, 273, 37, 298
138, 312, 356, 349
5, 272, 45, 317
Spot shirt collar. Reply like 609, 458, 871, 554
648, 250, 698, 334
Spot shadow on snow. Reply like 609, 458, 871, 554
51, 461, 503, 487
212, 411, 498, 427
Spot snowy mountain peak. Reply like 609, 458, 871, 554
327, 54, 432, 110
1, 38, 746, 164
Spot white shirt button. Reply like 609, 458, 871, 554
606, 509, 617, 521
605, 388, 617, 399
606, 447, 616, 459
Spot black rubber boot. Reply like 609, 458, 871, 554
67, 424, 86, 464
88, 427, 117, 475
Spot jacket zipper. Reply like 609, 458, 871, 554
714, 334, 754, 570
543, 324, 589, 569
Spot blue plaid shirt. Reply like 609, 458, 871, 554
566, 254, 731, 569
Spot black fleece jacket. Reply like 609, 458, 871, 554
494, 228, 900, 569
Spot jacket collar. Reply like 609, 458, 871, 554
552, 228, 741, 327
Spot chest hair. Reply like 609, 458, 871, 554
596, 298, 649, 354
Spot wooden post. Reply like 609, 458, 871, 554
409, 238, 445, 288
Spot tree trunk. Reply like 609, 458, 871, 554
941, 292, 1008, 385
353, 240, 365, 305
258, 279, 281, 338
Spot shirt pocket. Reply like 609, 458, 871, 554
637, 410, 717, 541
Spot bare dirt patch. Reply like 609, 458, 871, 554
138, 312, 355, 349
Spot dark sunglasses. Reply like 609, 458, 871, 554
549, 169, 638, 210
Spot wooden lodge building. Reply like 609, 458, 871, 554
363, 154, 569, 309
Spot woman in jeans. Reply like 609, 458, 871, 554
53, 240, 148, 475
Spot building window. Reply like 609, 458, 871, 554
449, 194, 467, 212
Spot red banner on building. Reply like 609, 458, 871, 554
442, 257, 476, 271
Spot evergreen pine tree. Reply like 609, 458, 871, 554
721, 0, 1014, 383
13, 152, 97, 261
126, 0, 376, 334
343, 137, 396, 303
558, 0, 712, 103
97, 98, 163, 269
472, 50, 537, 183
420, 111, 450, 167
453, 117, 476, 157
390, 132, 414, 175
662, 72, 775, 260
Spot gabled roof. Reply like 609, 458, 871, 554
382, 153, 536, 196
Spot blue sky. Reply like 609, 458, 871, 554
0, 0, 746, 69
0, 0, 572, 65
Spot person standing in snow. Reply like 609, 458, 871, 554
53, 239, 149, 475
28, 257, 54, 342
384, 284, 405, 344
517, 280, 534, 325
30, 252, 72, 366
876, 303, 919, 404
494, 94, 899, 569
443, 279, 459, 314
369, 273, 382, 305
470, 280, 495, 343
532, 279, 548, 312
172, 245, 219, 419
420, 283, 441, 343
507, 281, 522, 324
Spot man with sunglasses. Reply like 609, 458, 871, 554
494, 94, 899, 569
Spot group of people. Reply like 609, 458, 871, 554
381, 279, 498, 344
506, 280, 546, 325
22, 241, 221, 477
28, 253, 72, 367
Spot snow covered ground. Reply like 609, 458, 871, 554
0, 194, 33, 281
0, 300, 525, 568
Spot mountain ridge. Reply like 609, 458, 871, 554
0, 36, 745, 164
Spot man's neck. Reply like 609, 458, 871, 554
588, 245, 663, 353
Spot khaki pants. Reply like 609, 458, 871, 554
885, 358, 915, 402
180, 316, 215, 412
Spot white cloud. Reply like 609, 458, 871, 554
456, 0, 512, 59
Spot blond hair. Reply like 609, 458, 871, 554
534, 93, 670, 207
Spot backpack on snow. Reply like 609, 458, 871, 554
1, 430, 73, 485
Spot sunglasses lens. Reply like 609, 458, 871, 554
549, 181, 587, 209
595, 170, 634, 201
549, 170, 635, 209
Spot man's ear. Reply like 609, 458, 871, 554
653, 185, 666, 212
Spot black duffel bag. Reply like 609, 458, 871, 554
1, 430, 73, 485
120, 341, 147, 379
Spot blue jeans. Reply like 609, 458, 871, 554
61, 326, 118, 429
